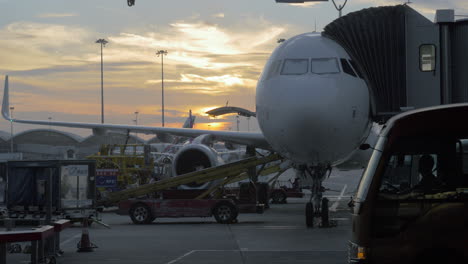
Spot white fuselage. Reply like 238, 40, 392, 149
256, 33, 371, 166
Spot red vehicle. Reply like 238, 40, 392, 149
270, 179, 304, 204
118, 189, 262, 224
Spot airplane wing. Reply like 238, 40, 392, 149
2, 76, 271, 149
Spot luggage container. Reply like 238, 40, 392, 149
2, 160, 98, 224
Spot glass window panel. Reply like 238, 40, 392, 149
420, 45, 436, 72
349, 60, 364, 79
266, 60, 282, 80
61, 165, 91, 208
311, 58, 340, 74
340, 58, 357, 77
281, 59, 309, 75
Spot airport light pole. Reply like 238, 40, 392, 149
275, 0, 347, 18
96, 38, 108, 124
156, 50, 168, 127
134, 111, 139, 139
331, 0, 347, 17
9, 106, 14, 153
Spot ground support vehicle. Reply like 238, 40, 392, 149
100, 154, 283, 224
118, 193, 240, 224
269, 180, 304, 204
348, 104, 468, 264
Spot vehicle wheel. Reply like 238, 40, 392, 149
271, 191, 287, 204
130, 203, 152, 224
306, 202, 314, 228
213, 202, 238, 224
321, 198, 329, 227
257, 183, 270, 207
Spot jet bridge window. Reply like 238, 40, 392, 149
420, 45, 436, 72
281, 59, 309, 75
340, 58, 357, 77
311, 58, 340, 74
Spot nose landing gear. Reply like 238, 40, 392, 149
300, 165, 336, 228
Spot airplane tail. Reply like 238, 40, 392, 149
182, 110, 196, 128
2, 76, 11, 120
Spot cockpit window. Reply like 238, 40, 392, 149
266, 60, 282, 80
349, 60, 364, 79
311, 58, 340, 74
281, 59, 309, 75
340, 58, 357, 77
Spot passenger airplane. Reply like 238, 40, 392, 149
2, 32, 375, 217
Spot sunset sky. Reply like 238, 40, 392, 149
0, 0, 466, 137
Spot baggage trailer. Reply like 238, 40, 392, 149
0, 160, 98, 225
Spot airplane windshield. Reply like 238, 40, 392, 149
281, 59, 309, 75
311, 58, 340, 74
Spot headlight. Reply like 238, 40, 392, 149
348, 241, 368, 263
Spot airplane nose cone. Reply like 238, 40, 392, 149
257, 76, 369, 165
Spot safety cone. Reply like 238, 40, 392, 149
77, 219, 97, 252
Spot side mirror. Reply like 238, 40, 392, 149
359, 143, 371, 150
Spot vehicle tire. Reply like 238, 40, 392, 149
257, 183, 270, 208
213, 202, 238, 224
130, 203, 153, 224
271, 191, 287, 204
321, 198, 329, 226
306, 202, 314, 228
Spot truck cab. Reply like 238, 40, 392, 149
349, 104, 468, 264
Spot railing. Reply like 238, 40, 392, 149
0, 219, 70, 264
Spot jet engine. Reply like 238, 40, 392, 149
172, 143, 225, 189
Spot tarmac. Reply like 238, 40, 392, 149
5, 169, 362, 264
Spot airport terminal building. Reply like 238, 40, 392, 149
0, 129, 151, 160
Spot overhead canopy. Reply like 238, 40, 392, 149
206, 106, 256, 118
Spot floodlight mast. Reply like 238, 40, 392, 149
156, 50, 168, 127
95, 38, 108, 124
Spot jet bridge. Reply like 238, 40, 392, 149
323, 5, 468, 121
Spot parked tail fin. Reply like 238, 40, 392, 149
2, 76, 11, 120
182, 109, 196, 128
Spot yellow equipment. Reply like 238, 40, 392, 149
87, 144, 154, 189
99, 153, 283, 206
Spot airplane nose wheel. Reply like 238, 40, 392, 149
302, 165, 334, 228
